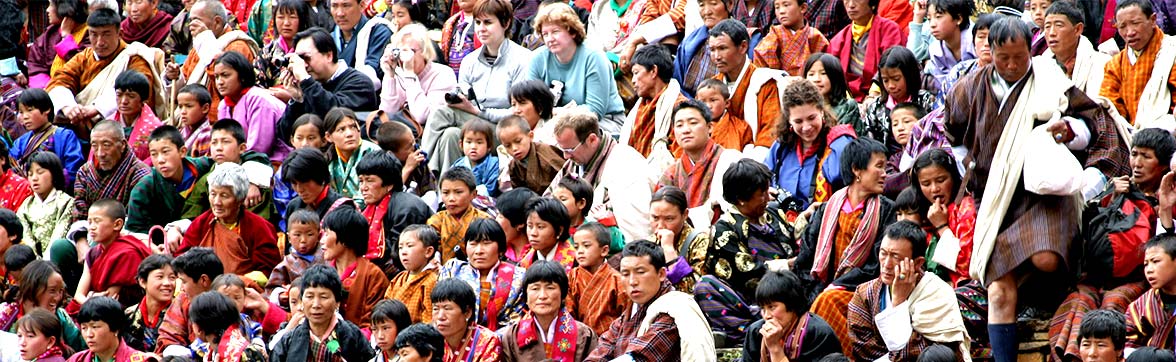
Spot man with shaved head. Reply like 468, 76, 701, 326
73, 120, 152, 221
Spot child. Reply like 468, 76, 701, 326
497, 188, 539, 262
451, 119, 499, 197
112, 70, 165, 162
552, 177, 625, 256
567, 222, 628, 334
884, 103, 926, 195
16, 153, 75, 256
3, 244, 35, 286
375, 120, 437, 200
0, 142, 32, 211
393, 323, 445, 362
125, 125, 214, 233
1075, 309, 1126, 362
370, 299, 412, 362
15, 309, 70, 362
324, 107, 383, 208
275, 114, 326, 230
385, 225, 440, 323
356, 151, 433, 271
176, 84, 214, 158
861, 47, 936, 146
268, 210, 324, 300
123, 254, 177, 353
752, 0, 829, 75
280, 147, 348, 221
743, 270, 843, 361
322, 207, 390, 329
155, 247, 224, 355
519, 198, 575, 271
1028, 0, 1051, 55
894, 186, 923, 224
696, 79, 752, 151
439, 0, 479, 75
496, 115, 564, 193
73, 200, 151, 308
270, 265, 377, 362
1126, 234, 1176, 349
427, 167, 490, 261
208, 274, 284, 342
187, 292, 268, 362
11, 89, 83, 186
180, 119, 275, 221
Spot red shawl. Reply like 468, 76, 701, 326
661, 141, 722, 208
362, 194, 390, 260
0, 169, 30, 211
120, 11, 174, 47
207, 324, 250, 362
88, 235, 151, 292
179, 210, 281, 275
810, 188, 882, 282
515, 309, 579, 362
828, 16, 905, 100
484, 262, 518, 330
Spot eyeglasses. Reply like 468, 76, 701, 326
559, 140, 583, 154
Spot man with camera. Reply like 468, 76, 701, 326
277, 27, 378, 144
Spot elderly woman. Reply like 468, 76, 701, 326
257, 0, 311, 92
27, 0, 89, 89
527, 3, 625, 136
694, 159, 800, 346
499, 260, 597, 360
648, 186, 710, 293
215, 51, 292, 161
177, 162, 281, 276
422, 0, 534, 172
379, 23, 457, 127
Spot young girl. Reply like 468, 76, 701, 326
861, 46, 937, 148
324, 107, 382, 208
275, 114, 326, 231
0, 261, 84, 352
16, 309, 71, 362
123, 255, 176, 353
551, 177, 624, 257
804, 53, 860, 133
387, 0, 424, 32
923, 0, 976, 80
16, 153, 74, 256
519, 198, 574, 271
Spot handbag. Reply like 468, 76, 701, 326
1022, 124, 1084, 195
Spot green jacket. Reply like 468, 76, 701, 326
126, 157, 215, 233
181, 151, 275, 221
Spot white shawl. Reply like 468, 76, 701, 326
622, 79, 683, 177
638, 290, 717, 362
875, 276, 972, 361
1133, 35, 1176, 132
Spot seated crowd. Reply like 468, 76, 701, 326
3, 0, 1176, 360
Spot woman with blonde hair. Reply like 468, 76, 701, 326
379, 23, 457, 126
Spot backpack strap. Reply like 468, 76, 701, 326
680, 227, 704, 260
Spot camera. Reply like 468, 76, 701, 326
272, 55, 290, 68
445, 83, 477, 105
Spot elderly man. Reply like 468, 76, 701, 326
331, 0, 391, 86
1040, 1, 1109, 98
622, 45, 687, 170
276, 28, 378, 144
546, 107, 652, 243
1100, 0, 1176, 128
708, 19, 783, 151
120, 0, 173, 48
585, 240, 716, 362
945, 17, 1128, 362
847, 221, 971, 361
165, 0, 259, 121
47, 8, 165, 132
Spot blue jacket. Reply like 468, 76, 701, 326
10, 127, 84, 187
673, 25, 763, 99
333, 16, 393, 80
763, 134, 853, 208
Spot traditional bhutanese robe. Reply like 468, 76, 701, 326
27, 23, 89, 88
1126, 288, 1176, 349
440, 12, 480, 76
659, 141, 726, 209
753, 25, 829, 76
583, 282, 686, 362
182, 121, 213, 158
328, 141, 382, 208
120, 11, 174, 48
626, 86, 686, 158
155, 292, 194, 353
385, 266, 439, 323
1050, 281, 1149, 360
568, 265, 630, 335
335, 258, 390, 329
443, 324, 502, 362
1100, 26, 1176, 124
267, 249, 324, 294
506, 141, 566, 194
47, 41, 158, 118
427, 208, 491, 262
828, 16, 905, 100
87, 234, 151, 306
126, 157, 214, 233
124, 299, 172, 353
17, 189, 74, 255
519, 241, 576, 272
65, 340, 155, 362
114, 106, 165, 162
0, 169, 31, 211
10, 125, 84, 186
441, 259, 526, 330
710, 112, 753, 151
847, 277, 972, 361
72, 151, 151, 221
179, 210, 282, 275
717, 63, 780, 147
206, 324, 268, 362
499, 309, 598, 362
741, 313, 844, 362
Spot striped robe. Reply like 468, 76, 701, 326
1126, 288, 1176, 349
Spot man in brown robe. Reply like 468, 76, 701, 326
623, 45, 687, 166
120, 0, 174, 48
708, 19, 783, 150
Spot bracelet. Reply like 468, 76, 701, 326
935, 223, 949, 231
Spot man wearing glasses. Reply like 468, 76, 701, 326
276, 27, 379, 144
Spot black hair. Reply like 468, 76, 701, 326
389, 0, 426, 24
294, 27, 338, 62
323, 107, 359, 136
721, 159, 773, 204
89, 199, 126, 221
878, 46, 923, 100
509, 80, 555, 120
300, 264, 344, 301
621, 239, 666, 270
375, 119, 412, 152
894, 187, 920, 214
178, 83, 214, 106
803, 53, 850, 106
973, 13, 1000, 43
1116, 0, 1155, 17
356, 151, 406, 191
188, 292, 243, 343
1148, 234, 1176, 260
630, 44, 674, 82
891, 102, 927, 122
16, 309, 70, 357
430, 278, 476, 317
910, 148, 962, 216
214, 51, 257, 90
403, 224, 441, 250
884, 220, 929, 259
0, 209, 21, 245
18, 88, 54, 124
989, 16, 1034, 50
440, 166, 478, 192
76, 296, 128, 333
672, 99, 713, 124
114, 69, 152, 102
273, 0, 312, 33
210, 274, 246, 293
86, 8, 121, 27
371, 299, 412, 332
3, 244, 34, 275
497, 188, 539, 228
136, 254, 174, 281
574, 222, 612, 251
292, 114, 327, 140
754, 270, 810, 314
708, 19, 750, 46
460, 119, 496, 146
394, 323, 445, 362
1133, 128, 1176, 168
172, 247, 224, 281
1077, 309, 1127, 351
321, 207, 370, 257
651, 186, 688, 214
526, 197, 571, 241
149, 125, 186, 150
840, 138, 887, 185
211, 118, 248, 145
30, 152, 67, 193
52, 0, 89, 24
1126, 347, 1174, 362
281, 147, 331, 185
522, 260, 570, 302
287, 209, 322, 229
463, 218, 507, 257
12, 261, 57, 306
556, 177, 593, 216
928, 0, 974, 30
915, 344, 957, 362
1045, 0, 1084, 25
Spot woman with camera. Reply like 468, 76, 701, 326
378, 23, 456, 131
420, 0, 533, 173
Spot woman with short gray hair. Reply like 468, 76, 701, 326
177, 162, 282, 275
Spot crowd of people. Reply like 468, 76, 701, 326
0, 0, 1174, 360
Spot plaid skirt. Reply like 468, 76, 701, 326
810, 289, 856, 355
1048, 281, 1148, 361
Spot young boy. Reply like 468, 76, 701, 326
270, 265, 376, 362
553, 177, 625, 257
180, 119, 275, 220
496, 115, 565, 193
2, 244, 35, 284
393, 323, 445, 362
385, 225, 441, 323
566, 222, 628, 334
1126, 234, 1176, 349
113, 70, 164, 162
375, 120, 436, 200
450, 119, 499, 197
11, 88, 83, 186
696, 79, 752, 151
427, 167, 490, 261
72, 199, 152, 308
125, 125, 214, 234
155, 247, 224, 355
209, 273, 287, 337
356, 151, 433, 273
175, 84, 213, 158
370, 299, 412, 362
322, 207, 390, 329
1076, 309, 1127, 362
123, 254, 176, 353
268, 210, 324, 300
886, 103, 924, 191
752, 0, 829, 75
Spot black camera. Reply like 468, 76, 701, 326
445, 85, 476, 105
271, 55, 290, 68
